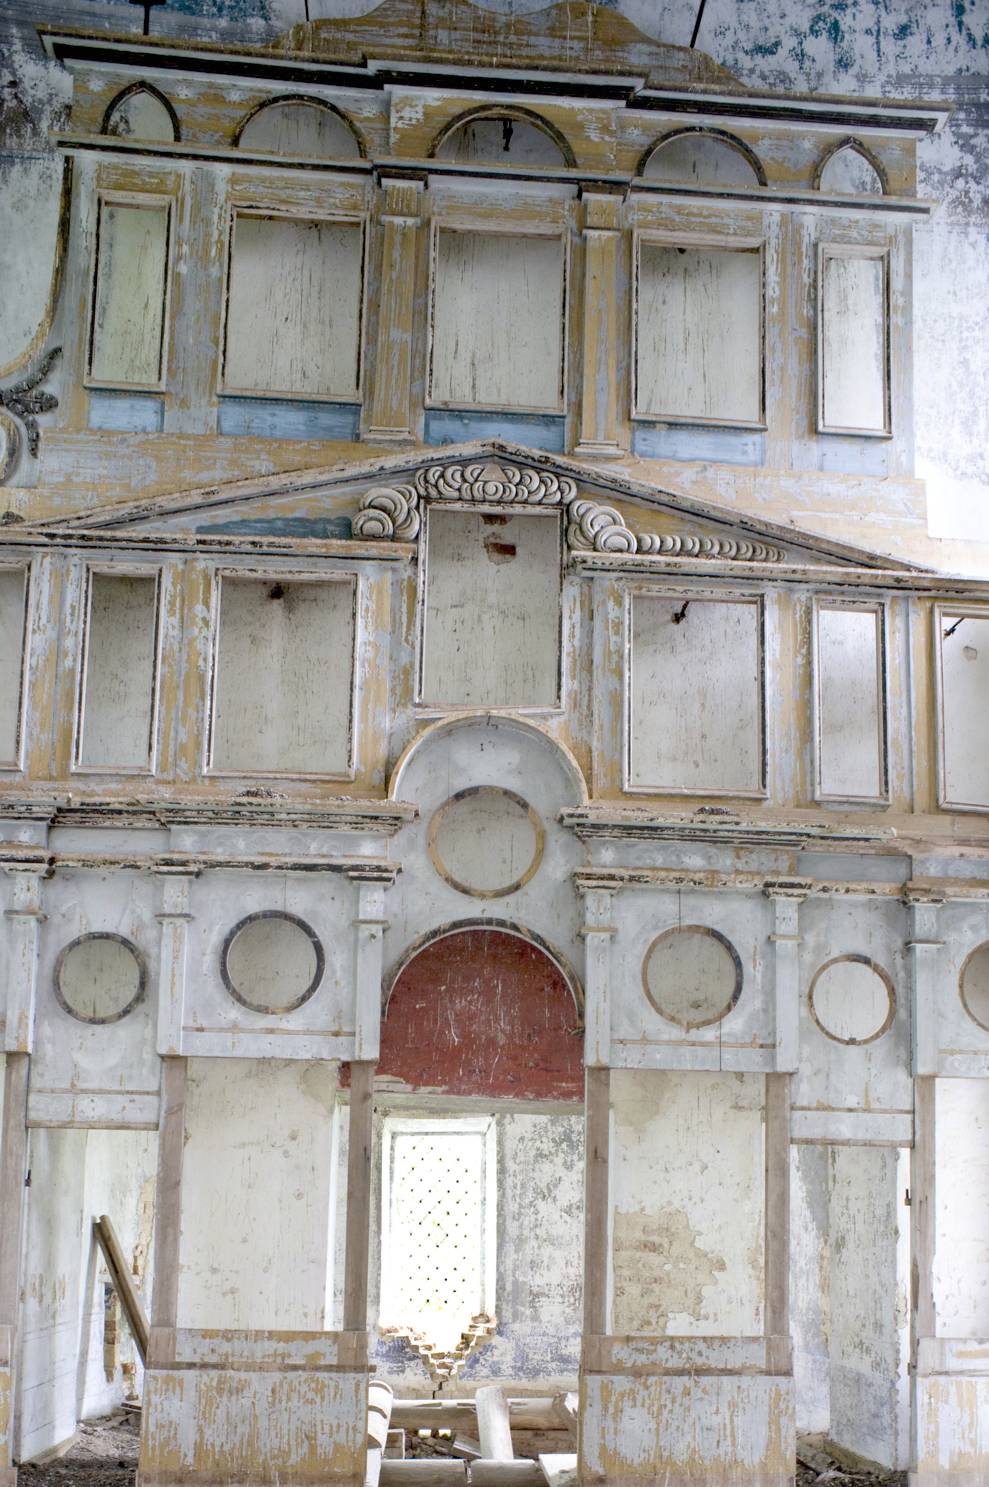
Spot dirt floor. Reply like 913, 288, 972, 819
19, 1414, 908, 1487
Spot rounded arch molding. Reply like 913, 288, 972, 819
388, 711, 588, 806
429, 104, 577, 167
637, 126, 767, 186
382, 918, 584, 1024
231, 94, 366, 156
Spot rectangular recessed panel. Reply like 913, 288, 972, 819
817, 606, 885, 799
820, 251, 887, 433
90, 202, 169, 386
431, 231, 564, 411
0, 568, 28, 763
224, 215, 363, 398
212, 577, 355, 774
629, 594, 763, 793
79, 573, 158, 769
636, 244, 762, 424
940, 612, 989, 809
420, 508, 561, 708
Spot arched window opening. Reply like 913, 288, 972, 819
817, 141, 886, 196
236, 98, 362, 159
103, 85, 177, 143
641, 129, 764, 188
434, 110, 571, 167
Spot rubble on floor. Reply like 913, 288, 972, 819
20, 1414, 139, 1487
797, 1435, 906, 1487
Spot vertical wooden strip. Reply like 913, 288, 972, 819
364, 178, 422, 442
0, 1053, 29, 1485
344, 1061, 375, 1333
150, 1057, 187, 1342
912, 1075, 936, 1350
583, 1065, 610, 1337
764, 1071, 791, 1368
576, 190, 625, 457
0, 1054, 29, 1324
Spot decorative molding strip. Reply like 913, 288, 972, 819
354, 460, 575, 538
354, 463, 784, 560
0, 347, 61, 484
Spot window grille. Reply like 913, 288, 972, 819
380, 1117, 497, 1358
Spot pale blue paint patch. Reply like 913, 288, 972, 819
218, 398, 360, 441
425, 409, 566, 453
195, 515, 352, 539
816, 437, 890, 477
88, 392, 164, 433
633, 423, 766, 467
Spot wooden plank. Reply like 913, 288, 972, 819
368, 1380, 395, 1448
150, 1056, 186, 1334
344, 1061, 374, 1332
912, 1076, 937, 1348
471, 1465, 543, 1486
475, 1386, 514, 1461
379, 1466, 466, 1485
93, 1216, 149, 1365
764, 1072, 791, 1352
583, 1066, 610, 1336
549, 1394, 577, 1442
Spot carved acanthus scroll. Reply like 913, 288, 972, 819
353, 460, 784, 562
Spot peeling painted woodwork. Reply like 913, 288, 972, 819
223, 215, 364, 400
635, 242, 762, 424
0, 568, 28, 765
429, 232, 565, 413
937, 611, 989, 811
814, 602, 887, 802
88, 200, 170, 389
77, 571, 159, 770
818, 247, 889, 435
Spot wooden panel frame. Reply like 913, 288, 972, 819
73, 563, 163, 776
933, 601, 989, 815
811, 595, 890, 805
816, 240, 891, 438
623, 584, 768, 799
414, 502, 566, 716
0, 562, 31, 772
631, 228, 767, 430
425, 220, 570, 416
204, 566, 360, 782
85, 191, 174, 393
218, 205, 369, 404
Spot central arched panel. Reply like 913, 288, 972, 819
380, 925, 583, 1102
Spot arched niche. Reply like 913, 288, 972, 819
389, 713, 587, 809
640, 128, 765, 188
816, 140, 886, 196
432, 107, 574, 167
380, 922, 584, 1101
235, 97, 363, 159
102, 84, 178, 143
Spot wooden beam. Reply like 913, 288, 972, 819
0, 1053, 29, 1487
94, 1215, 149, 1365
764, 1070, 791, 1369
583, 1066, 610, 1336
344, 1061, 375, 1333
389, 1399, 576, 1433
475, 1386, 513, 1461
150, 1057, 187, 1340
912, 1075, 937, 1351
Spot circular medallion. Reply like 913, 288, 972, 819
54, 933, 147, 1025
959, 942, 989, 1034
428, 787, 544, 899
642, 925, 743, 1030
220, 911, 324, 1015
809, 955, 895, 1045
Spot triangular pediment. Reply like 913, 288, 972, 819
24, 441, 927, 575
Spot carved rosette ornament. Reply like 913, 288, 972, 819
0, 347, 61, 484
353, 460, 784, 561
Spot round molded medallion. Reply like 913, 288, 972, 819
428, 787, 544, 899
54, 933, 147, 1025
808, 955, 896, 1045
959, 942, 989, 1034
220, 911, 324, 1015
642, 925, 743, 1030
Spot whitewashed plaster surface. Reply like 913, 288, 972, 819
609, 1069, 765, 1337
19, 1126, 157, 1460
176, 1057, 339, 1331
933, 1076, 989, 1338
